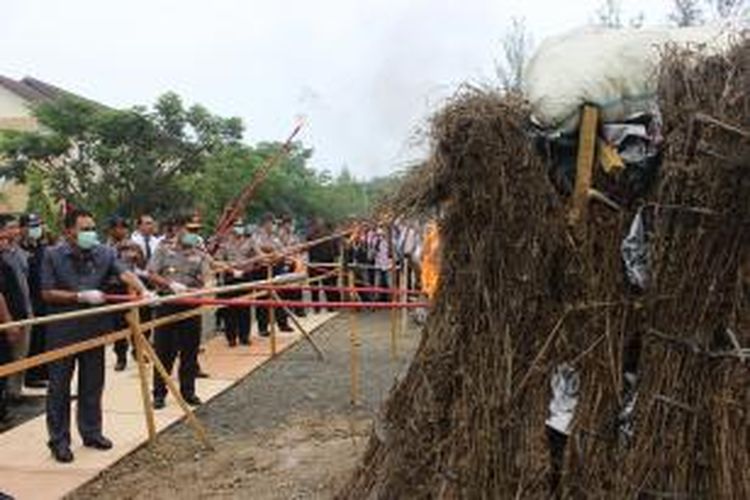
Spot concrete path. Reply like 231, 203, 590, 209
0, 312, 336, 500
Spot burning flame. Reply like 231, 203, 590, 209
421, 221, 440, 300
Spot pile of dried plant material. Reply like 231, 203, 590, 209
340, 38, 749, 500
341, 91, 579, 499
601, 37, 750, 499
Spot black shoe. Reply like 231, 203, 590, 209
239, 338, 250, 346
258, 330, 270, 338
196, 370, 209, 379
25, 379, 48, 389
183, 394, 202, 406
83, 435, 113, 450
114, 358, 127, 372
153, 397, 166, 410
49, 443, 74, 463
0, 490, 16, 500
279, 324, 294, 333
227, 338, 237, 347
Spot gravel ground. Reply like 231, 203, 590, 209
69, 311, 420, 500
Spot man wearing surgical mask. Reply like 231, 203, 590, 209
19, 214, 49, 388
0, 217, 32, 401
41, 209, 150, 463
147, 214, 210, 409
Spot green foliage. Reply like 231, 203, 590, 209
0, 92, 243, 221
25, 166, 62, 234
182, 143, 379, 229
0, 90, 394, 233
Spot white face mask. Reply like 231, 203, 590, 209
28, 227, 43, 240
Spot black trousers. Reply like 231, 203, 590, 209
46, 346, 105, 447
223, 276, 250, 343
250, 267, 289, 334
24, 323, 48, 384
152, 305, 201, 400
309, 267, 340, 311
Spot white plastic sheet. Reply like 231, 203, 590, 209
524, 25, 734, 133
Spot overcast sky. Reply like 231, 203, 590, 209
1, 0, 671, 178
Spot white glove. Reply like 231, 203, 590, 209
169, 282, 189, 294
77, 290, 106, 305
232, 269, 244, 279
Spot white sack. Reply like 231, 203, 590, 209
524, 25, 736, 133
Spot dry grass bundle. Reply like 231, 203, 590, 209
341, 39, 749, 499
341, 91, 579, 498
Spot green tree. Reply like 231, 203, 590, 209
25, 166, 62, 234
0, 92, 243, 221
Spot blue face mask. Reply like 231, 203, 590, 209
181, 232, 200, 247
77, 230, 99, 250
28, 227, 43, 240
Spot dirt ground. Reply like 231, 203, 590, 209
69, 311, 420, 500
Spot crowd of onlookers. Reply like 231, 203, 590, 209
0, 208, 432, 470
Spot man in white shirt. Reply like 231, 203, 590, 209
130, 214, 162, 267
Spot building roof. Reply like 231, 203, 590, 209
0, 75, 90, 104
0, 75, 49, 103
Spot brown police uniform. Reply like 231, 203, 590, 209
147, 239, 210, 402
215, 236, 255, 344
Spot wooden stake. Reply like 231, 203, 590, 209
270, 290, 325, 361
139, 335, 213, 450
127, 307, 156, 445
400, 259, 408, 337
389, 268, 398, 362
570, 104, 599, 226
268, 265, 277, 357
348, 271, 360, 405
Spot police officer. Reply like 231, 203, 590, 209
251, 213, 293, 336
19, 213, 49, 388
0, 257, 24, 425
147, 214, 210, 409
278, 214, 306, 317
41, 209, 150, 463
106, 216, 146, 371
0, 217, 32, 399
215, 220, 255, 347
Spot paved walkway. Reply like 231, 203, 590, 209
0, 312, 337, 500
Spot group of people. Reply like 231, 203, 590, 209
346, 219, 427, 302
0, 208, 343, 465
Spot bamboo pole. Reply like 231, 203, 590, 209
139, 336, 213, 450
400, 259, 409, 336
388, 225, 398, 362
389, 268, 398, 362
270, 290, 325, 361
268, 265, 277, 357
0, 272, 312, 332
0, 272, 340, 380
127, 307, 156, 444
570, 104, 599, 226
0, 328, 130, 378
348, 270, 360, 405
